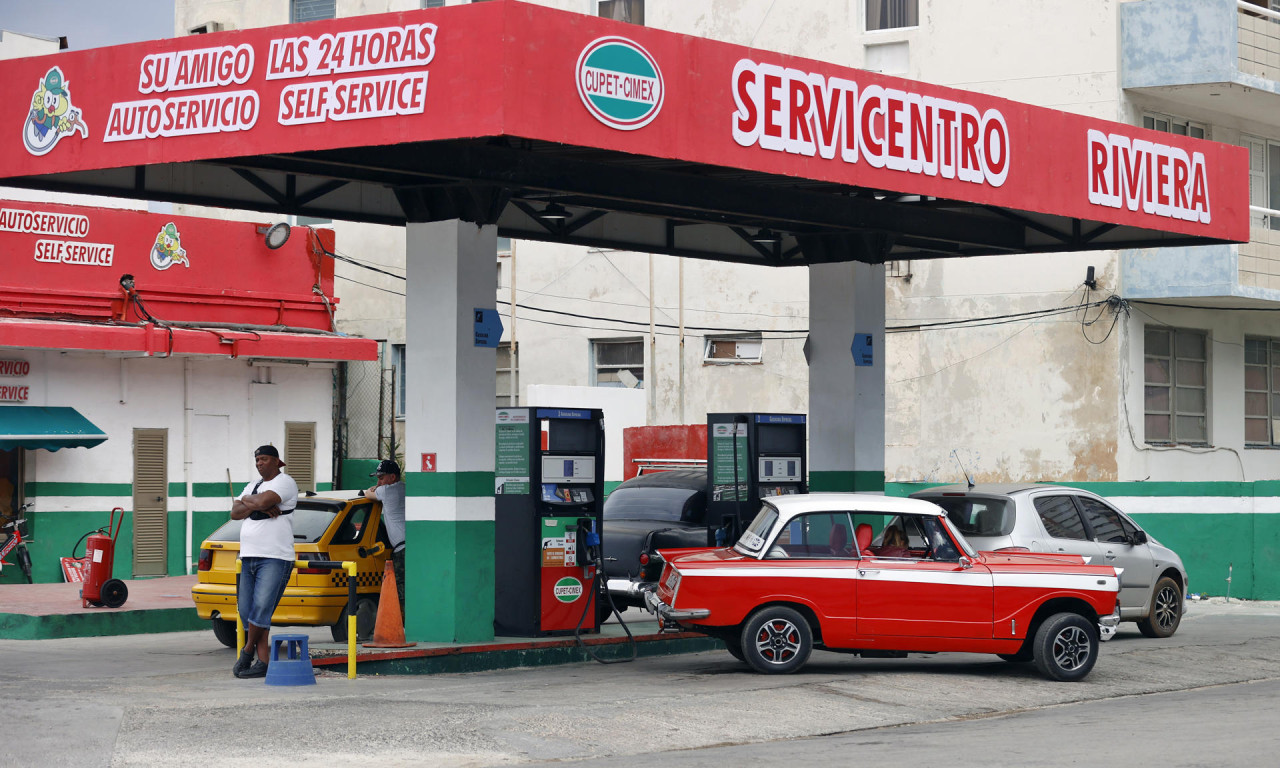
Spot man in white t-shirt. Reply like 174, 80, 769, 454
230, 444, 299, 679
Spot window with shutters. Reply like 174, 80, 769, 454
1245, 337, 1280, 446
284, 422, 316, 493
1144, 326, 1209, 445
1243, 135, 1280, 229
132, 428, 168, 577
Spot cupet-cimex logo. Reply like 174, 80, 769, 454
576, 37, 663, 131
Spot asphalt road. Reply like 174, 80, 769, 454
2, 599, 1278, 767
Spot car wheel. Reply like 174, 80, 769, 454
740, 606, 812, 674
1031, 612, 1098, 682
1136, 576, 1183, 638
211, 617, 238, 648
331, 596, 379, 642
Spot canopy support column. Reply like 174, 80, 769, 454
403, 219, 497, 642
808, 262, 886, 492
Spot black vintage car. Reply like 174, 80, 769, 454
601, 469, 711, 613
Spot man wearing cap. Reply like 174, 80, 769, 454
364, 459, 406, 620
229, 445, 299, 679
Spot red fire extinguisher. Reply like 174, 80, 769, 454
81, 507, 128, 609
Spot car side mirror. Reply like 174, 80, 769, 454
958, 556, 973, 570
1130, 530, 1148, 545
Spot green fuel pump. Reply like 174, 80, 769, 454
706, 413, 807, 545
494, 407, 605, 637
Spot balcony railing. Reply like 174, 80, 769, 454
1244, 205, 1280, 292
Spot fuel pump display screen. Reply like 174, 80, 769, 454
759, 457, 802, 482
541, 455, 596, 483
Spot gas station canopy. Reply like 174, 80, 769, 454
0, 0, 1249, 265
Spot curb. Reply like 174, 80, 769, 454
0, 607, 208, 640
312, 632, 723, 675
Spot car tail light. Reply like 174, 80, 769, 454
639, 553, 650, 565
197, 549, 213, 571
995, 546, 1031, 553
296, 552, 331, 574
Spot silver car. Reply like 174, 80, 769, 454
910, 484, 1186, 638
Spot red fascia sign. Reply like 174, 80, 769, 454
0, 1, 1248, 243
0, 358, 31, 402
0, 199, 335, 330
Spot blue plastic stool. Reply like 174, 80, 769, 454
263, 633, 316, 686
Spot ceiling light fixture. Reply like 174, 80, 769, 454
537, 203, 571, 223
751, 228, 780, 245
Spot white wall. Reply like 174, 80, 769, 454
525, 384, 645, 482
18, 350, 335, 508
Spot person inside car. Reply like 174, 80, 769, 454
874, 526, 910, 558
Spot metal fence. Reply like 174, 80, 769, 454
334, 356, 398, 483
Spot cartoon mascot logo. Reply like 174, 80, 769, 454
150, 223, 190, 270
23, 66, 88, 157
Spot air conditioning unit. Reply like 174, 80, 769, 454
188, 21, 224, 35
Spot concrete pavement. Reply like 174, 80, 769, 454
1, 597, 1278, 766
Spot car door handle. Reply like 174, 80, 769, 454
1105, 552, 1117, 559
858, 569, 879, 577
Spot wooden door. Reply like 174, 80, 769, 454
132, 428, 168, 577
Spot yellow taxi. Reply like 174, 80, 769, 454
191, 493, 390, 646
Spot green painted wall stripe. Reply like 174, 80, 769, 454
809, 471, 885, 492
406, 519, 495, 642
26, 482, 132, 496
405, 472, 495, 497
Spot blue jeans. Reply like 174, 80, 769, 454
238, 557, 292, 629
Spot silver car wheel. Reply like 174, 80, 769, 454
1052, 626, 1091, 671
1153, 584, 1180, 631
754, 618, 803, 665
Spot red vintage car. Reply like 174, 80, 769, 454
643, 494, 1122, 681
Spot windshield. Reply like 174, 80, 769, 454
204, 500, 346, 544
603, 486, 701, 522
734, 504, 778, 555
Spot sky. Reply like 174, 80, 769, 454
0, 0, 173, 50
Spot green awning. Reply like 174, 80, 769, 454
0, 406, 108, 451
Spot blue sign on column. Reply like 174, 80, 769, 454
474, 308, 503, 348
852, 333, 873, 366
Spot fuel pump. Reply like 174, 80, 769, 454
494, 407, 605, 637
706, 413, 807, 544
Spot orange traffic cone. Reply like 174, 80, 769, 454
363, 560, 416, 648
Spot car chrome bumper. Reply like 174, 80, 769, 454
1098, 610, 1121, 642
640, 585, 709, 625
607, 578, 647, 600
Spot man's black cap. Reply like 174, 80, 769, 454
371, 459, 401, 477
254, 445, 285, 465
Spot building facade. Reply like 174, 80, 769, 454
0, 196, 375, 583
153, 0, 1280, 599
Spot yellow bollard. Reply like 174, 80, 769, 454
345, 561, 358, 679
235, 558, 245, 652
